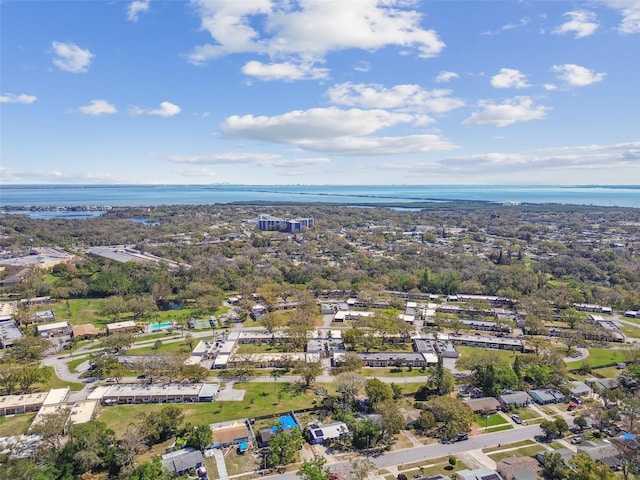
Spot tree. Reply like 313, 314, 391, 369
391, 383, 403, 400
4, 336, 51, 362
350, 458, 376, 480
185, 424, 213, 451
59, 421, 119, 477
540, 419, 559, 439
139, 405, 184, 445
294, 361, 323, 388
297, 456, 331, 480
118, 423, 148, 468
554, 418, 569, 437
573, 415, 588, 431
267, 428, 304, 467
29, 408, 70, 451
101, 332, 135, 353
568, 453, 617, 480
260, 313, 281, 333
426, 396, 475, 441
351, 418, 382, 450
335, 352, 364, 373
365, 378, 393, 405
543, 452, 568, 480
335, 372, 366, 406
375, 399, 405, 438
179, 364, 209, 383
17, 363, 50, 393
128, 457, 174, 480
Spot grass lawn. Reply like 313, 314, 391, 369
355, 343, 414, 353
483, 440, 536, 453
620, 324, 640, 339
566, 348, 628, 370
97, 381, 324, 437
66, 355, 91, 373
475, 413, 509, 428
36, 366, 85, 391
511, 407, 542, 421
125, 340, 193, 356
0, 413, 36, 436
225, 448, 262, 476
43, 298, 109, 327
397, 456, 469, 478
488, 444, 545, 462
455, 346, 518, 366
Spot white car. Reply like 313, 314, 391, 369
511, 414, 522, 424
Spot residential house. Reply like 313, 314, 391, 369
496, 456, 542, 480
465, 397, 501, 414
528, 389, 565, 405
161, 448, 205, 477
0, 320, 23, 348
456, 468, 506, 480
308, 422, 350, 445
210, 421, 251, 448
498, 392, 531, 410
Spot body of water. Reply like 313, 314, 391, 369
1, 184, 638, 210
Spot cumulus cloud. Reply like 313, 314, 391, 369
435, 71, 459, 83
0, 93, 37, 104
295, 134, 457, 156
553, 10, 599, 38
463, 96, 548, 127
149, 101, 181, 117
602, 0, 640, 34
552, 64, 606, 86
242, 60, 329, 81
127, 0, 150, 22
220, 106, 456, 155
187, 0, 445, 75
51, 41, 94, 73
77, 99, 117, 115
221, 107, 414, 142
490, 68, 530, 89
326, 83, 465, 113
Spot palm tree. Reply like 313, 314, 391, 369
271, 370, 283, 394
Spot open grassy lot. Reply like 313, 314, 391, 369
66, 355, 91, 373
394, 456, 470, 480
488, 444, 545, 462
36, 366, 85, 391
566, 347, 628, 370
0, 413, 36, 436
43, 298, 108, 327
97, 381, 326, 437
455, 345, 518, 365
483, 439, 536, 453
475, 413, 509, 428
620, 323, 640, 340
124, 340, 194, 356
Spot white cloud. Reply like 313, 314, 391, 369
0, 167, 126, 184
463, 96, 549, 127
187, 0, 445, 67
482, 17, 531, 35
326, 82, 465, 113
149, 101, 181, 117
490, 68, 530, 89
295, 134, 457, 156
553, 10, 599, 38
552, 64, 606, 86
435, 71, 458, 83
220, 106, 457, 155
242, 60, 329, 81
77, 99, 117, 115
385, 142, 640, 175
0, 93, 37, 104
543, 83, 558, 91
51, 41, 94, 73
127, 0, 150, 22
353, 61, 371, 73
602, 0, 640, 34
168, 152, 331, 169
221, 107, 414, 142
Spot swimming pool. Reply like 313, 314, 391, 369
149, 321, 173, 331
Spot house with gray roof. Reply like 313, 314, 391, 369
498, 391, 531, 409
161, 448, 204, 477
528, 389, 565, 405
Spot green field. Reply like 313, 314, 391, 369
361, 367, 432, 378
97, 381, 325, 437
37, 366, 85, 391
456, 345, 518, 365
0, 413, 35, 436
488, 444, 545, 462
566, 348, 628, 370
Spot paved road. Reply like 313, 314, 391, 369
269, 424, 543, 480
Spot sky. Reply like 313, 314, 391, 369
1, 0, 639, 185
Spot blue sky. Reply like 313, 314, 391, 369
1, 0, 639, 185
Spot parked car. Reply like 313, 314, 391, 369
571, 436, 583, 444
456, 433, 469, 441
511, 414, 522, 424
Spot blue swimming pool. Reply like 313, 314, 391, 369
150, 321, 172, 330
